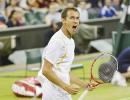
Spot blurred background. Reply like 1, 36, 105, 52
0, 0, 129, 66
0, 0, 130, 100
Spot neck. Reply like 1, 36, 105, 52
61, 26, 72, 39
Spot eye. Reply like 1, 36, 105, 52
70, 16, 75, 19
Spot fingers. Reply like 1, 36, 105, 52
65, 84, 80, 95
86, 83, 96, 91
71, 84, 80, 95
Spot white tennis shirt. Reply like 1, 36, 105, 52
42, 29, 75, 84
38, 29, 75, 99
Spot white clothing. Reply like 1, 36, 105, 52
46, 12, 61, 23
111, 71, 127, 87
100, 6, 117, 16
77, 7, 88, 22
38, 29, 75, 100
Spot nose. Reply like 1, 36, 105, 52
74, 18, 79, 24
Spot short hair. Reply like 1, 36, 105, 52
61, 7, 79, 19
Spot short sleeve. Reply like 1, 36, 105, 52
44, 39, 65, 65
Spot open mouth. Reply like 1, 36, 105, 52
72, 26, 77, 30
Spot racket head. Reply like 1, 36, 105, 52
90, 53, 118, 84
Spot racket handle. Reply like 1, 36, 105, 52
78, 90, 88, 100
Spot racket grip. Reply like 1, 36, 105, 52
78, 90, 88, 100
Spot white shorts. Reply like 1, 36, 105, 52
38, 72, 72, 100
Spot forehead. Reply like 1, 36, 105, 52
66, 10, 79, 17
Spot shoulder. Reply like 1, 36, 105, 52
48, 30, 65, 46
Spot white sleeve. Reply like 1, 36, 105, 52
44, 39, 65, 65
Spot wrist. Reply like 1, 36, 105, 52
62, 84, 69, 91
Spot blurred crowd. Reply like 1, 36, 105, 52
0, 0, 129, 65
0, 0, 128, 29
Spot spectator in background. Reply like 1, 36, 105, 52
99, 0, 117, 18
0, 0, 7, 15
6, 0, 21, 18
23, 0, 48, 25
26, 0, 40, 9
45, 2, 61, 26
87, 0, 100, 19
112, 0, 124, 11
66, 2, 74, 8
111, 0, 126, 16
43, 2, 61, 47
0, 14, 7, 29
100, 0, 105, 7
23, 0, 63, 9
77, 1, 89, 23
6, 9, 25, 27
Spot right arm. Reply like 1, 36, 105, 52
42, 58, 80, 95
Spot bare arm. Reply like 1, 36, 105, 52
42, 59, 80, 94
70, 73, 95, 90
70, 72, 87, 88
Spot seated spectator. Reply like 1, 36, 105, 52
66, 2, 74, 8
42, 2, 61, 47
111, 0, 126, 16
26, 0, 40, 9
77, 1, 89, 23
45, 2, 61, 26
6, 9, 25, 27
22, 0, 61, 9
112, 0, 124, 11
99, 0, 117, 18
87, 0, 100, 19
22, 0, 48, 25
6, 0, 22, 18
0, 14, 7, 29
0, 0, 6, 15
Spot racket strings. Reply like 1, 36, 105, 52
91, 53, 118, 83
99, 62, 115, 82
98, 55, 118, 83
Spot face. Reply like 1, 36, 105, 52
10, 0, 19, 6
62, 10, 80, 37
79, 1, 86, 9
12, 11, 23, 21
49, 3, 57, 14
105, 0, 111, 7
113, 0, 120, 5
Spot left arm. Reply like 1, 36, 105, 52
70, 72, 87, 88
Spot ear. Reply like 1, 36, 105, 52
62, 18, 65, 24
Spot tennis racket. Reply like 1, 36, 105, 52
78, 52, 118, 100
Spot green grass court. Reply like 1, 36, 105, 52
0, 60, 130, 100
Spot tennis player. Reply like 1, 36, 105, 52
38, 7, 93, 100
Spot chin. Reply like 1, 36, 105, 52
73, 31, 76, 34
